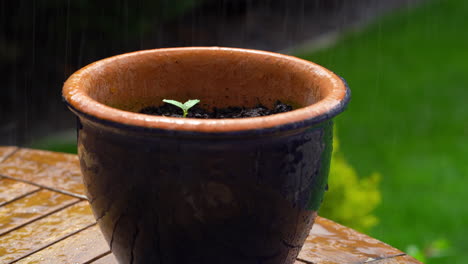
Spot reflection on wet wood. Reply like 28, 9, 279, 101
0, 178, 40, 206
0, 201, 95, 263
0, 149, 85, 198
0, 147, 423, 264
299, 217, 403, 263
370, 255, 424, 264
0, 189, 78, 235
0, 146, 17, 162
15, 225, 108, 264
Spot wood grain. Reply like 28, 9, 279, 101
89, 253, 119, 264
300, 217, 404, 263
16, 225, 109, 264
0, 146, 17, 163
0, 178, 40, 206
0, 149, 85, 198
368, 255, 423, 264
0, 189, 78, 236
0, 201, 95, 263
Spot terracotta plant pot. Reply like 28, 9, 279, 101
63, 47, 350, 264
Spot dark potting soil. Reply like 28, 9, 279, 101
140, 101, 293, 119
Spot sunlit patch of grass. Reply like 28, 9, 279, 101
296, 0, 468, 263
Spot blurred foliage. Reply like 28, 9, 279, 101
406, 238, 453, 263
32, 141, 77, 154
31, 131, 77, 154
296, 1, 468, 261
320, 133, 381, 232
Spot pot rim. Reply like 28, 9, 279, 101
63, 47, 350, 133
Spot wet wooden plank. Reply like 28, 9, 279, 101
0, 146, 17, 163
16, 225, 109, 264
298, 217, 406, 264
0, 148, 85, 198
0, 201, 95, 263
0, 178, 40, 206
88, 253, 118, 264
0, 189, 79, 236
368, 255, 423, 264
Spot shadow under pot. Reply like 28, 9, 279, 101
62, 47, 350, 264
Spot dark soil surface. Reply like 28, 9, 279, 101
140, 101, 293, 119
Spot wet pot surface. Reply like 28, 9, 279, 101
78, 119, 333, 264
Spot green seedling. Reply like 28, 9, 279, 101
163, 99, 200, 118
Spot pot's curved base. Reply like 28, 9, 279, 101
96, 181, 317, 264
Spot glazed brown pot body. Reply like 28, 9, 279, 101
63, 47, 349, 264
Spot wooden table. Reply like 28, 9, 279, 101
0, 146, 422, 264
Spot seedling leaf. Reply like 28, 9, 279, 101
184, 99, 201, 109
162, 99, 185, 109
162, 99, 200, 118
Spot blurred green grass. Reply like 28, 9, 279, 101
296, 0, 467, 263
31, 131, 77, 154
